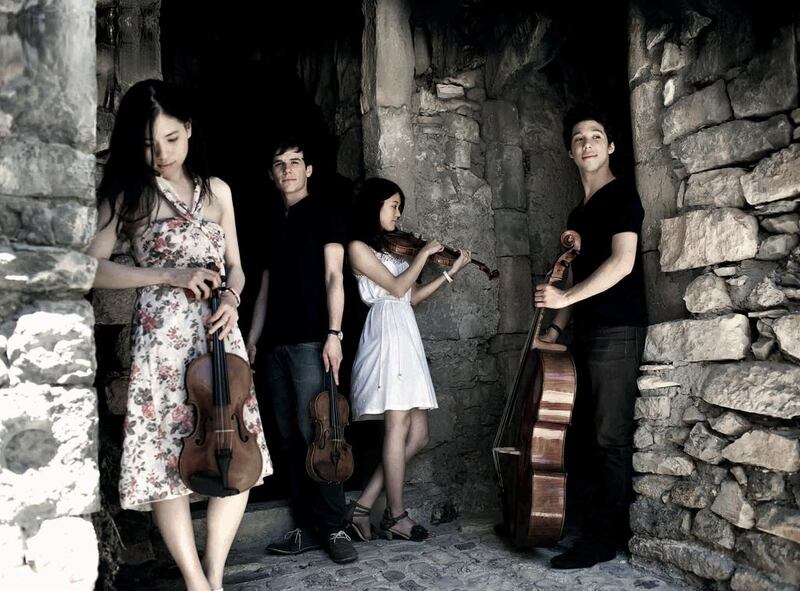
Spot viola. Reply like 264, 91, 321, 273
492, 230, 581, 547
383, 229, 499, 280
179, 287, 263, 496
306, 372, 354, 484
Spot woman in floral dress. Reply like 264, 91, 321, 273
88, 79, 272, 591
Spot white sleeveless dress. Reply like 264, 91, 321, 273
350, 249, 438, 420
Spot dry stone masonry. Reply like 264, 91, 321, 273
0, 0, 99, 589
629, 2, 800, 588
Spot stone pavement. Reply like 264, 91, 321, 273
133, 514, 690, 591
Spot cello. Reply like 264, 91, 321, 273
180, 286, 263, 497
492, 230, 581, 547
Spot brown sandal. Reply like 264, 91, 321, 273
380, 508, 429, 541
345, 500, 374, 541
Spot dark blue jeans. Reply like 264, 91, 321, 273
571, 325, 646, 543
261, 342, 346, 533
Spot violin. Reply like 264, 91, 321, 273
306, 372, 354, 484
492, 230, 581, 547
383, 229, 499, 280
179, 287, 263, 496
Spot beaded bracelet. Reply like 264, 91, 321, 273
219, 286, 241, 307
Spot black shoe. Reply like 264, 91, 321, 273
550, 538, 616, 570
266, 528, 321, 555
325, 530, 358, 564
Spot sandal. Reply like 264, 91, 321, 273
380, 508, 429, 541
345, 500, 374, 541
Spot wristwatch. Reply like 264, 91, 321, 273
328, 329, 343, 341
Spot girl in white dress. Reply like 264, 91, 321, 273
346, 178, 470, 541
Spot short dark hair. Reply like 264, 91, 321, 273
270, 136, 313, 166
561, 104, 615, 151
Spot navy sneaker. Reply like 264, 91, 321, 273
325, 530, 358, 564
266, 528, 321, 555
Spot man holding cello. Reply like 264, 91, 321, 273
246, 138, 357, 564
535, 105, 648, 569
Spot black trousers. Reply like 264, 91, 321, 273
262, 343, 347, 534
569, 325, 646, 543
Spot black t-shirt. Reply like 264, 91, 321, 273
566, 178, 648, 328
261, 193, 346, 346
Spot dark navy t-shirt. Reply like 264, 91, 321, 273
566, 178, 648, 328
261, 193, 346, 346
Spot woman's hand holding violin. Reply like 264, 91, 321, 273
420, 239, 444, 259
449, 248, 472, 276
166, 267, 221, 300
206, 291, 239, 340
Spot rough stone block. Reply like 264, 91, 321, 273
721, 430, 800, 472
711, 480, 755, 529
683, 423, 728, 465
633, 450, 695, 476
0, 0, 96, 151
670, 116, 791, 174
628, 5, 649, 85
6, 300, 96, 386
726, 260, 780, 309
692, 508, 735, 550
496, 256, 532, 334
0, 385, 99, 524
630, 497, 691, 539
629, 536, 735, 581
643, 314, 750, 363
670, 479, 716, 509
700, 362, 800, 420
0, 523, 24, 568
633, 474, 677, 499
0, 196, 96, 248
755, 504, 800, 544
662, 80, 732, 145
660, 208, 759, 271
660, 41, 689, 74
761, 213, 800, 235
728, 26, 798, 119
772, 313, 800, 362
493, 210, 529, 257
686, 13, 753, 85
731, 566, 797, 591
683, 167, 747, 209
24, 517, 98, 589
635, 157, 680, 252
441, 113, 479, 144
630, 80, 663, 163
0, 138, 95, 200
634, 396, 671, 421
708, 411, 751, 437
736, 531, 800, 585
746, 469, 786, 502
485, 144, 525, 210
481, 101, 520, 145
757, 234, 799, 261
642, 252, 695, 324
742, 144, 800, 207
683, 274, 733, 315
0, 246, 96, 294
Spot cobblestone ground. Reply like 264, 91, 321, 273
200, 516, 688, 591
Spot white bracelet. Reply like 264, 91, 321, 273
442, 270, 453, 284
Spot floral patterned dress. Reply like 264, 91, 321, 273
119, 177, 272, 511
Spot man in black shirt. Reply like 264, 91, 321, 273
246, 139, 356, 564
534, 105, 647, 569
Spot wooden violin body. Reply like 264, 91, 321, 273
180, 290, 263, 497
383, 229, 499, 280
492, 230, 581, 547
306, 375, 354, 485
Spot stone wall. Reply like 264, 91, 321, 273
628, 2, 800, 588
0, 0, 99, 589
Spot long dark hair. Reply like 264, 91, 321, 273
97, 79, 212, 234
350, 177, 405, 252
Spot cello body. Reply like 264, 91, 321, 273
493, 231, 581, 547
